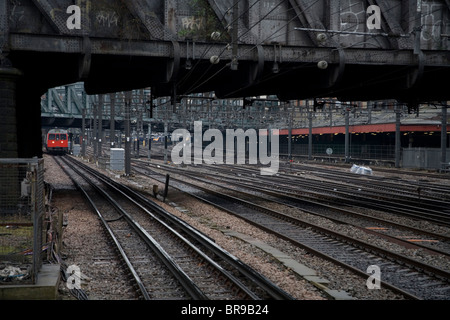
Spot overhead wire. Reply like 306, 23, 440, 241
221, 3, 441, 124
174, 1, 370, 97
224, 1, 333, 96
305, 1, 443, 103
157, 0, 392, 97
249, 1, 439, 102
214, 0, 390, 99
182, 0, 288, 95
164, 1, 446, 108
176, 0, 263, 91
183, 0, 324, 95
185, 0, 402, 97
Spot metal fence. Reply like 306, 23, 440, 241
0, 158, 45, 285
280, 144, 395, 161
403, 148, 450, 170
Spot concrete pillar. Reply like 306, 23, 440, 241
0, 67, 22, 158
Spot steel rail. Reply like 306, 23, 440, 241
156, 168, 450, 279
59, 156, 209, 300
191, 163, 450, 227
137, 161, 450, 241
54, 156, 151, 300
136, 163, 450, 299
286, 160, 450, 182
65, 156, 294, 300
280, 161, 450, 198
222, 163, 449, 210
141, 163, 450, 256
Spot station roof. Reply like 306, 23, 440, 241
278, 123, 445, 136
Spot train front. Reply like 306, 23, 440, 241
46, 129, 69, 154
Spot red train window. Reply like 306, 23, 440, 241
60, 134, 67, 140
49, 134, 56, 140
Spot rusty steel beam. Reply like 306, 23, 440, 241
8, 33, 449, 66
2, 0, 450, 102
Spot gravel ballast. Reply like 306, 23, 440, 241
44, 155, 447, 300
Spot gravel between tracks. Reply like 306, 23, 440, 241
44, 155, 417, 300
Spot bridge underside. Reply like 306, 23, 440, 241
0, 0, 449, 158
9, 41, 450, 102
8, 37, 449, 101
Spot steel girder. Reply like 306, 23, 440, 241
1, 0, 449, 102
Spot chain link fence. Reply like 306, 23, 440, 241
280, 144, 395, 161
0, 158, 45, 285
403, 148, 450, 170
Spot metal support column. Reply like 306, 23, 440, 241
81, 107, 86, 157
97, 95, 103, 157
308, 110, 313, 160
125, 91, 132, 175
148, 123, 152, 160
288, 102, 292, 162
110, 93, 116, 148
164, 120, 168, 164
231, 0, 239, 70
441, 104, 448, 171
65, 86, 71, 114
93, 102, 98, 159
395, 106, 401, 168
414, 0, 422, 55
345, 107, 350, 163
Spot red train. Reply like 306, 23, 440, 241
46, 129, 69, 154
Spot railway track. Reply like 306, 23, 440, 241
132, 161, 450, 300
282, 161, 450, 202
123, 147, 450, 221
279, 155, 450, 182
54, 155, 294, 300
196, 163, 450, 227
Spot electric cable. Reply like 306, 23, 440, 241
183, 0, 320, 95
155, 1, 447, 115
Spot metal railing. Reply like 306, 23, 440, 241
403, 148, 450, 170
280, 144, 396, 161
